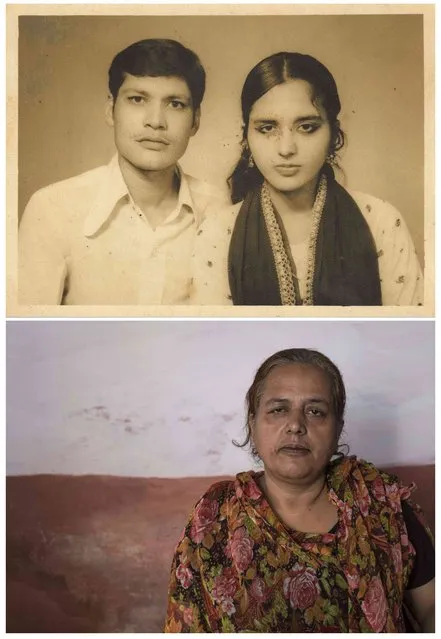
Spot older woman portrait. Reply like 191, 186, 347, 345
165, 348, 434, 632
193, 53, 423, 307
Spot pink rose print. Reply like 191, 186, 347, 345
283, 565, 320, 610
391, 544, 402, 574
345, 568, 360, 591
359, 494, 370, 517
385, 484, 401, 512
341, 502, 353, 526
221, 598, 236, 616
401, 533, 414, 554
243, 480, 261, 501
183, 607, 194, 626
361, 576, 388, 632
249, 577, 268, 603
358, 484, 371, 517
371, 476, 386, 502
176, 563, 193, 589
339, 503, 353, 541
190, 498, 219, 543
227, 526, 254, 573
212, 567, 238, 602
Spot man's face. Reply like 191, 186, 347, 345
106, 74, 200, 172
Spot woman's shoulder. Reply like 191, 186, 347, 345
348, 189, 423, 306
187, 471, 256, 522
199, 200, 241, 231
190, 202, 240, 305
177, 478, 237, 547
194, 201, 241, 253
348, 190, 408, 233
191, 477, 237, 512
332, 455, 403, 486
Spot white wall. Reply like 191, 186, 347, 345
7, 320, 434, 476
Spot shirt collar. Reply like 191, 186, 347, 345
83, 155, 201, 237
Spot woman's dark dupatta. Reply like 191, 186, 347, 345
228, 169, 382, 306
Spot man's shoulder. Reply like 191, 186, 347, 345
28, 163, 109, 206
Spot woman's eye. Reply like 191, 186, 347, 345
128, 96, 144, 104
306, 407, 325, 417
298, 123, 319, 134
257, 124, 275, 134
269, 407, 287, 415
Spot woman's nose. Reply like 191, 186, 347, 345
278, 129, 297, 157
286, 410, 306, 434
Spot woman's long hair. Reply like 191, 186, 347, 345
228, 52, 345, 204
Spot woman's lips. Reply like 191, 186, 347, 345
279, 445, 310, 456
274, 165, 301, 177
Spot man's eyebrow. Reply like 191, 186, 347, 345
166, 94, 191, 102
119, 87, 190, 101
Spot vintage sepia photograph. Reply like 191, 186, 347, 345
6, 319, 435, 631
5, 4, 436, 633
7, 5, 434, 316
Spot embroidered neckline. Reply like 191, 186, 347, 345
260, 174, 328, 305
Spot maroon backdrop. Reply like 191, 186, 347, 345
7, 465, 434, 633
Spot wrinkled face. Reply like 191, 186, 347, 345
251, 363, 339, 485
106, 74, 199, 172
247, 79, 332, 195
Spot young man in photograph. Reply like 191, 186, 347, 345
19, 39, 228, 305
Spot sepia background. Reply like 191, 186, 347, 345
18, 13, 425, 264
7, 320, 435, 631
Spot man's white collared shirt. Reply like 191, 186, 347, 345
19, 156, 228, 305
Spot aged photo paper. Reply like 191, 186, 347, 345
6, 4, 435, 317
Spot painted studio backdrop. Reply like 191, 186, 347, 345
18, 13, 425, 264
6, 321, 435, 632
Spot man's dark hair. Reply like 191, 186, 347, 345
108, 39, 206, 110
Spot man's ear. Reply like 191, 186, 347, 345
191, 107, 201, 136
105, 95, 115, 127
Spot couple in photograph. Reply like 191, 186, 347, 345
18, 38, 423, 307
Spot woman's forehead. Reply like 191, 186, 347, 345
261, 363, 332, 396
249, 79, 323, 120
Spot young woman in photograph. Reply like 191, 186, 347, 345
193, 52, 423, 306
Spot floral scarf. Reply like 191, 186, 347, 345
164, 456, 431, 633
